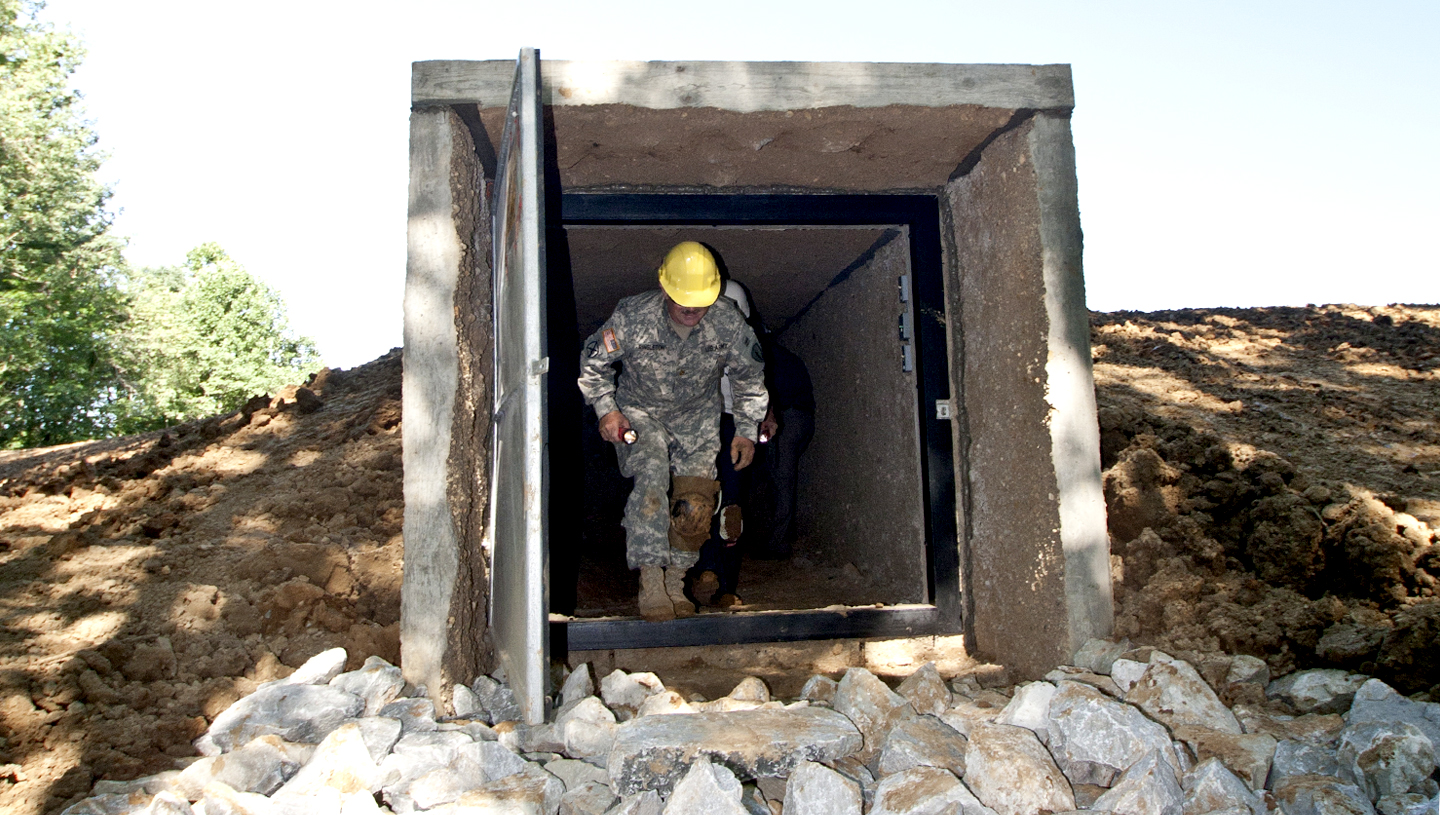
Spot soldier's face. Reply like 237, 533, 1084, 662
665, 295, 709, 327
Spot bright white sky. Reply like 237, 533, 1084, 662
40, 0, 1440, 369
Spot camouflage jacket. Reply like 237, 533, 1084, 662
578, 289, 769, 440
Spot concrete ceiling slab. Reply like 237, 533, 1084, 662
481, 104, 1015, 191
566, 225, 891, 336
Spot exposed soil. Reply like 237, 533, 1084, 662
1, 303, 1438, 814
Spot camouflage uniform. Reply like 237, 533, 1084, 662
578, 289, 768, 569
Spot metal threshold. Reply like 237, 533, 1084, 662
552, 604, 956, 651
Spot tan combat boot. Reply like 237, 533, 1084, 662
639, 566, 674, 622
664, 567, 696, 618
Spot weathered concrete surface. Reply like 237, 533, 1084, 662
415, 60, 1075, 110
945, 111, 1110, 679
783, 232, 927, 599
401, 106, 492, 706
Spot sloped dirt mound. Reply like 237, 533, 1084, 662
0, 351, 404, 814
1094, 304, 1440, 689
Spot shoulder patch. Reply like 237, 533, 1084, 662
602, 328, 620, 354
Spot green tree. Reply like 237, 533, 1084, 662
115, 243, 320, 432
0, 0, 127, 448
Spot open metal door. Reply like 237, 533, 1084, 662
489, 47, 548, 724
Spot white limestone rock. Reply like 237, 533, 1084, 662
274, 722, 380, 800
194, 735, 313, 798
832, 667, 913, 763
451, 684, 483, 719
607, 707, 861, 796
341, 716, 402, 763
561, 664, 596, 708
1072, 637, 1130, 675
1126, 656, 1242, 734
196, 780, 288, 814
1271, 773, 1378, 815
1267, 669, 1369, 715
1271, 738, 1342, 787
599, 670, 665, 722
1046, 680, 1181, 786
1376, 793, 1440, 815
727, 676, 770, 703
1043, 666, 1124, 699
1182, 757, 1266, 815
635, 691, 693, 718
1091, 749, 1184, 815
402, 760, 491, 811
939, 693, 1007, 737
660, 758, 747, 815
996, 681, 1057, 743
799, 675, 838, 705
875, 715, 967, 778
376, 731, 474, 790
195, 683, 365, 756
472, 675, 523, 725
327, 656, 404, 718
475, 739, 531, 781
279, 648, 349, 687
605, 790, 663, 815
783, 760, 862, 815
1337, 721, 1437, 802
427, 764, 563, 815
896, 662, 952, 717
62, 791, 194, 815
1110, 657, 1148, 694
1346, 678, 1440, 751
558, 779, 616, 815
546, 758, 610, 792
377, 698, 437, 734
868, 766, 994, 815
963, 722, 1074, 815
1171, 725, 1276, 791
1225, 655, 1270, 687
557, 696, 617, 759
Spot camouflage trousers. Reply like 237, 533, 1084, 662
614, 405, 719, 570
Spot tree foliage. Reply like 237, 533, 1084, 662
0, 2, 320, 447
0, 0, 127, 447
114, 244, 320, 433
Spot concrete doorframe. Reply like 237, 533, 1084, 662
401, 58, 1111, 705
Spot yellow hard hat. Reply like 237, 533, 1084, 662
658, 242, 721, 308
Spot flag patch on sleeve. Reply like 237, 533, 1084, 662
602, 329, 620, 354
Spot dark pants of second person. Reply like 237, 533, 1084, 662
759, 407, 814, 558
694, 413, 745, 595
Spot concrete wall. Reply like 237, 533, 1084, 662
401, 107, 494, 705
944, 113, 1112, 679
782, 231, 927, 602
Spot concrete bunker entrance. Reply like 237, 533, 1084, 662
403, 58, 1111, 712
555, 214, 939, 620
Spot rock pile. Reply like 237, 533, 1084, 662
60, 640, 1440, 815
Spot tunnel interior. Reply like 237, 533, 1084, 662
546, 198, 947, 619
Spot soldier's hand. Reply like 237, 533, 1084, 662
731, 436, 756, 470
760, 416, 779, 443
599, 410, 631, 444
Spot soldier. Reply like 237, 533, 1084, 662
578, 242, 768, 621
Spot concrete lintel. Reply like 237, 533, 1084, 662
414, 60, 1073, 112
